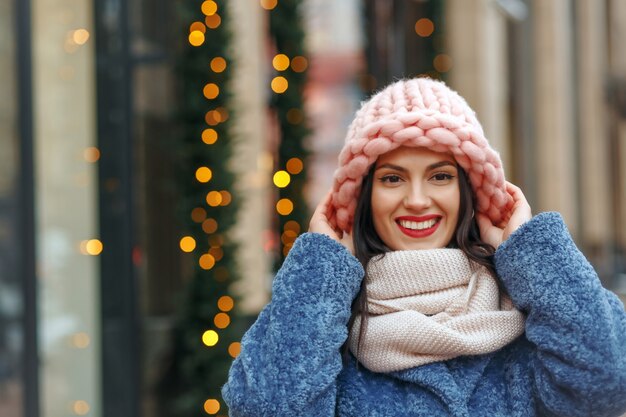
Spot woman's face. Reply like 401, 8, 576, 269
371, 146, 460, 251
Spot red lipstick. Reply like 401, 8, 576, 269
395, 215, 441, 238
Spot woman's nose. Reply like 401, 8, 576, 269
403, 184, 431, 210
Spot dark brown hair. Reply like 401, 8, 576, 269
345, 162, 496, 360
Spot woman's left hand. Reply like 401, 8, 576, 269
476, 181, 532, 249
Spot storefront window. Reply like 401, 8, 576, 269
32, 0, 101, 416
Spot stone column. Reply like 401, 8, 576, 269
609, 0, 626, 250
532, 0, 578, 234
447, 0, 510, 174
576, 0, 610, 246
228, 0, 271, 314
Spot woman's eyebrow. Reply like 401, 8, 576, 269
427, 161, 457, 170
375, 160, 457, 172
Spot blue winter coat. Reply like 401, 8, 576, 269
222, 213, 626, 416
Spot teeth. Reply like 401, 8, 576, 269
399, 219, 437, 230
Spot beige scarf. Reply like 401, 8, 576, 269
348, 249, 526, 372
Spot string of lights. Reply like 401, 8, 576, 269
266, 0, 310, 266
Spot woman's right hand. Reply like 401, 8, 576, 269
309, 190, 354, 254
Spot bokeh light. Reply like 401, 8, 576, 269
260, 0, 278, 10
271, 76, 288, 93
273, 170, 291, 188
199, 253, 216, 270
189, 30, 205, 46
218, 295, 234, 312
228, 342, 241, 358
214, 313, 230, 329
203, 399, 220, 415
291, 56, 308, 72
195, 167, 213, 183
273, 54, 290, 71
191, 207, 207, 223
202, 128, 218, 144
202, 218, 218, 234
203, 83, 220, 99
180, 236, 196, 252
286, 157, 303, 174
201, 0, 218, 16
210, 57, 227, 73
415, 18, 435, 37
202, 330, 219, 347
276, 198, 294, 215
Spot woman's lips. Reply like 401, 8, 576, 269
395, 215, 442, 238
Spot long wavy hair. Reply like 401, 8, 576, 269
344, 162, 497, 361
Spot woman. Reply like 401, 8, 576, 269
222, 78, 626, 416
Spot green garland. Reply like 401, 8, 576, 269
267, 0, 310, 267
159, 1, 244, 416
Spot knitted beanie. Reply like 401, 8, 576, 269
329, 77, 513, 233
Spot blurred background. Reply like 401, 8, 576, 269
1, 0, 626, 416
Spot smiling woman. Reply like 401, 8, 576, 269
222, 78, 626, 417
370, 147, 460, 251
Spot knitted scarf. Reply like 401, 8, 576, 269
348, 249, 526, 372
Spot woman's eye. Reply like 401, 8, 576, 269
431, 173, 454, 182
380, 174, 402, 183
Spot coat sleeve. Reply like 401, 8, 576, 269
495, 212, 626, 417
222, 232, 364, 417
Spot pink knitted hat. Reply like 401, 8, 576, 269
329, 77, 513, 233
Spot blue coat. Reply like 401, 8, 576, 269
222, 213, 626, 416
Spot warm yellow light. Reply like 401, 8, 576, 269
84, 147, 100, 163
219, 191, 232, 206
286, 157, 303, 174
203, 83, 220, 99
415, 18, 435, 37
191, 207, 207, 223
433, 54, 453, 73
203, 398, 220, 414
71, 332, 90, 349
276, 198, 294, 215
228, 342, 241, 358
283, 244, 292, 257
199, 253, 216, 270
281, 229, 297, 245
201, 0, 218, 16
189, 30, 205, 46
214, 312, 230, 329
180, 236, 196, 252
86, 239, 103, 255
202, 128, 218, 145
189, 21, 206, 34
202, 218, 218, 234
72, 29, 90, 45
271, 76, 289, 93
284, 220, 301, 233
202, 330, 219, 347
210, 57, 227, 73
273, 170, 291, 188
206, 191, 223, 207
218, 295, 234, 312
291, 56, 308, 72
205, 14, 221, 29
196, 167, 213, 183
72, 400, 90, 415
260, 0, 278, 10
286, 108, 304, 125
273, 54, 290, 71
205, 110, 222, 126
